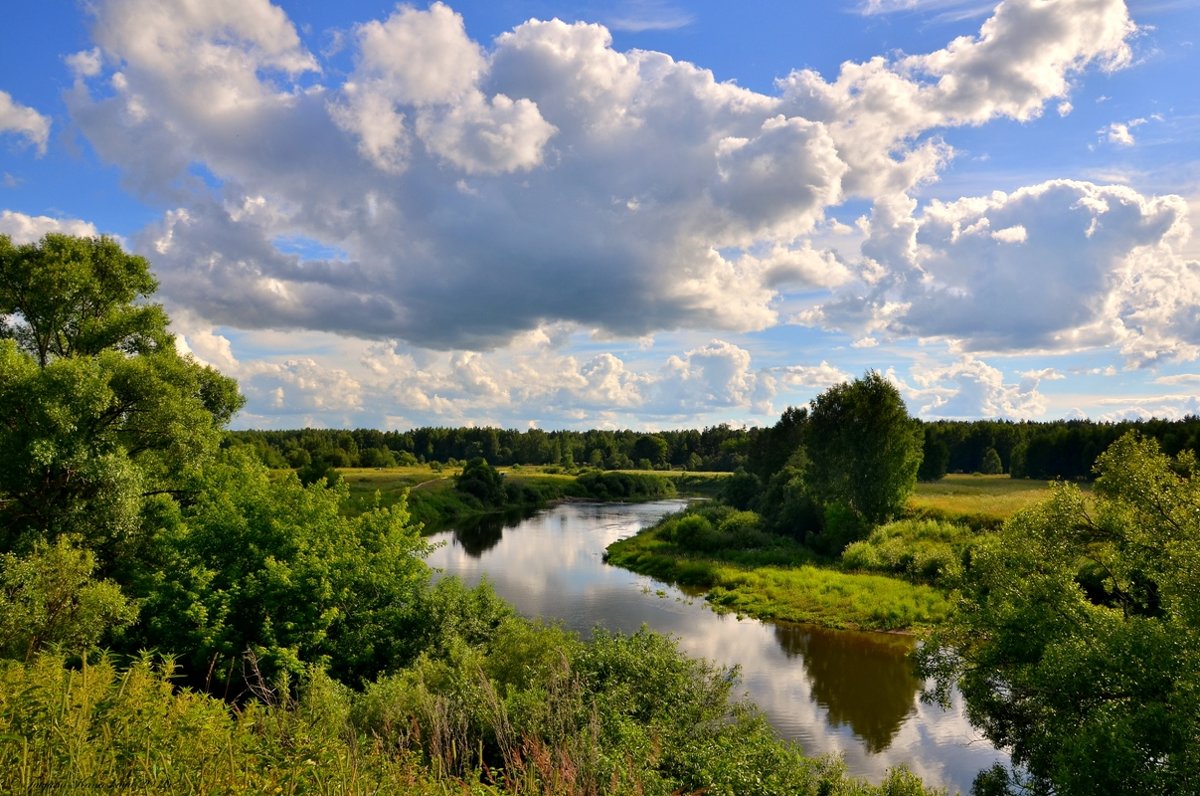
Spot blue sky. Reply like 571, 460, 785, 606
2, 0, 1199, 430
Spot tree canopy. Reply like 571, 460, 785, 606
919, 433, 1200, 794
804, 371, 922, 527
0, 234, 242, 559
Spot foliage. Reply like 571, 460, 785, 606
918, 433, 1200, 795
0, 653, 482, 795
606, 505, 950, 631
720, 467, 762, 510
979, 447, 1003, 475
759, 451, 822, 541
457, 457, 506, 506
746, 405, 808, 482
127, 449, 431, 689
917, 427, 950, 481
232, 423, 756, 472
0, 538, 137, 661
804, 371, 923, 528
0, 235, 242, 561
0, 234, 170, 367
1, 639, 946, 796
841, 519, 975, 585
571, 470, 676, 501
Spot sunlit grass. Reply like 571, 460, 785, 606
908, 474, 1070, 528
606, 517, 950, 631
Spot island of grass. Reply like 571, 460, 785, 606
605, 474, 1064, 632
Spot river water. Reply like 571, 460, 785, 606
425, 500, 1007, 793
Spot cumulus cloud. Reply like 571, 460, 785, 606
60, 0, 1143, 356
0, 91, 51, 155
904, 356, 1052, 418
0, 210, 99, 242
1107, 122, 1136, 146
1089, 393, 1200, 422
809, 180, 1200, 365
190, 325, 782, 428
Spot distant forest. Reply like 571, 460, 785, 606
231, 415, 1200, 482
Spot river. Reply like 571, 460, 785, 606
425, 499, 1007, 794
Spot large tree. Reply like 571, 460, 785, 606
0, 234, 242, 560
919, 433, 1200, 795
803, 371, 922, 527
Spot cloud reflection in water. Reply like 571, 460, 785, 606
425, 500, 1007, 792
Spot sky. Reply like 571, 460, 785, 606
2, 0, 1199, 431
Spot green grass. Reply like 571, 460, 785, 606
606, 507, 951, 632
338, 465, 717, 529
908, 474, 1067, 529
706, 564, 953, 630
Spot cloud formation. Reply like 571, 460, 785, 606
0, 91, 50, 154
0, 211, 99, 242
60, 0, 1149, 358
809, 180, 1200, 365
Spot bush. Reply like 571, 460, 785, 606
840, 519, 973, 585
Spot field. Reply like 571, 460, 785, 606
908, 473, 1068, 528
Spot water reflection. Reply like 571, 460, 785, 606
426, 501, 1007, 793
450, 507, 537, 557
775, 623, 918, 753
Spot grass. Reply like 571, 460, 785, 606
908, 473, 1068, 529
605, 507, 952, 632
706, 565, 953, 630
607, 476, 1074, 632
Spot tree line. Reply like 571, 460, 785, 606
233, 416, 1200, 485
230, 424, 753, 472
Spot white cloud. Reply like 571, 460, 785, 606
66, 48, 103, 79
904, 355, 1051, 419
1089, 393, 1200, 422
809, 180, 1199, 365
1107, 122, 1136, 146
0, 210, 99, 242
776, 361, 853, 390
54, 0, 1199, 432
0, 91, 50, 155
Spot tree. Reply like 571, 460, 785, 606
0, 537, 137, 661
0, 234, 242, 561
456, 457, 504, 506
633, 434, 669, 469
130, 449, 430, 688
918, 433, 1200, 795
917, 427, 949, 482
0, 234, 171, 367
980, 447, 1003, 475
804, 371, 922, 528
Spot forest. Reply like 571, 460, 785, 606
231, 414, 1200, 483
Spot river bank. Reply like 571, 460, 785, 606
427, 499, 1007, 792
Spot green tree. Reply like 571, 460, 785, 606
633, 434, 669, 469
455, 457, 504, 506
0, 537, 137, 661
0, 235, 242, 561
917, 427, 949, 482
130, 449, 430, 688
0, 234, 170, 367
804, 371, 922, 528
918, 433, 1200, 795
980, 446, 1003, 475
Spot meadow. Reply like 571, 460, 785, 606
908, 474, 1073, 528
606, 475, 1067, 632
